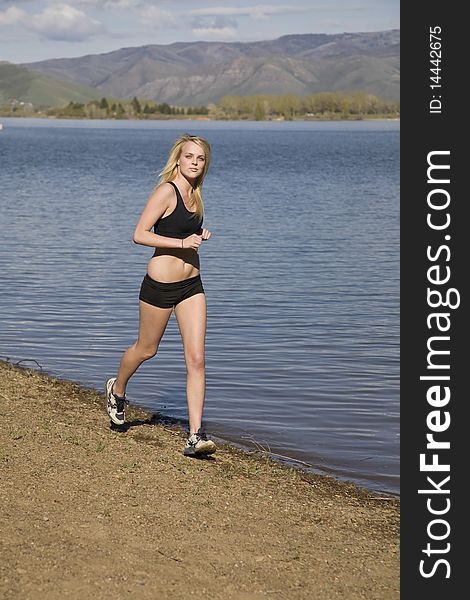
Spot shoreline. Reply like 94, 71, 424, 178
4, 358, 398, 498
0, 358, 399, 599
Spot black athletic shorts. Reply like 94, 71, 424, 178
139, 273, 204, 309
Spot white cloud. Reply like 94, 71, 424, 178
191, 26, 238, 40
190, 15, 238, 38
190, 4, 367, 19
75, 0, 177, 26
29, 4, 104, 42
71, 0, 101, 5
0, 6, 26, 26
75, 0, 145, 8
103, 0, 141, 8
138, 5, 177, 27
190, 4, 305, 18
191, 15, 237, 27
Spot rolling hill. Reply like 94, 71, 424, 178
0, 62, 101, 107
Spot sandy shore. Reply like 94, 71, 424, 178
0, 360, 399, 599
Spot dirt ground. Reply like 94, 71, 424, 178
0, 360, 399, 600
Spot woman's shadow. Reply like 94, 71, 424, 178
109, 411, 180, 433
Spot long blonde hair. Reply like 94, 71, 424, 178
156, 133, 211, 222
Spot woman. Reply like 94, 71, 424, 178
105, 133, 216, 457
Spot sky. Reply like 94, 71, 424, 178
0, 0, 399, 64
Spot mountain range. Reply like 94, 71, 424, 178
3, 30, 399, 108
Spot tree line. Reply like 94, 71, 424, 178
43, 97, 209, 119
214, 91, 399, 120
1, 91, 399, 120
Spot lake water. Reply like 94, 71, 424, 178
0, 117, 399, 495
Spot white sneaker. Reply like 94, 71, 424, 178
105, 377, 128, 425
183, 428, 217, 457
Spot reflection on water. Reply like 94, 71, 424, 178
0, 118, 399, 495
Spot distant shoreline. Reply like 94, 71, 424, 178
0, 114, 400, 123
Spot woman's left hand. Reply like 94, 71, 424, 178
200, 228, 212, 240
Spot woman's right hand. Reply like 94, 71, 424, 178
182, 234, 203, 250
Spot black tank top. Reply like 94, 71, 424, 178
153, 181, 203, 239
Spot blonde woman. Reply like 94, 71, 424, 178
106, 133, 216, 457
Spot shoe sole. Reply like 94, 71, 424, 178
105, 378, 125, 426
183, 442, 217, 457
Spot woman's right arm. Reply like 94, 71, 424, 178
133, 184, 182, 249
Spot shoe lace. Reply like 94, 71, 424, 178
188, 430, 208, 446
116, 395, 128, 413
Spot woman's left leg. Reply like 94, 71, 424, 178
174, 292, 206, 434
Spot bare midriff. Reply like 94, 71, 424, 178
147, 248, 200, 283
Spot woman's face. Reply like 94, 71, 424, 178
178, 141, 206, 180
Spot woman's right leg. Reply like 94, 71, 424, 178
113, 300, 173, 396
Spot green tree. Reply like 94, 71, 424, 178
254, 98, 265, 121
116, 103, 125, 118
157, 102, 171, 114
132, 96, 141, 114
